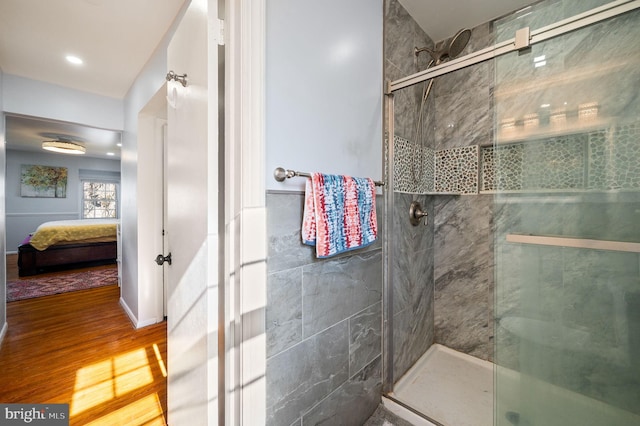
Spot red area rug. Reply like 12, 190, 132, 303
7, 266, 118, 302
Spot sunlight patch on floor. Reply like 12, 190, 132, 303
153, 343, 167, 378
71, 348, 154, 416
83, 393, 166, 426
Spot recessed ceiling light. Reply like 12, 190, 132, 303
116, 143, 122, 147
107, 152, 115, 156
66, 55, 83, 65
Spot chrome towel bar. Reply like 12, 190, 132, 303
273, 167, 385, 186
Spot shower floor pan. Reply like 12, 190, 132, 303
388, 344, 493, 426
386, 344, 640, 426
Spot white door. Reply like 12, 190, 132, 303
166, 0, 220, 424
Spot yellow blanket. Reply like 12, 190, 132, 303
29, 219, 119, 251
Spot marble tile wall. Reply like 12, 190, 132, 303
429, 21, 496, 361
266, 192, 384, 426
391, 192, 435, 379
385, 0, 434, 195
385, 0, 438, 381
385, 0, 496, 371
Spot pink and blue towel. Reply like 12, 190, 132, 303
302, 173, 378, 258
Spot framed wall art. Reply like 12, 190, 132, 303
20, 164, 68, 198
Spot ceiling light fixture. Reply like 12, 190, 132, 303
42, 140, 86, 155
66, 55, 83, 65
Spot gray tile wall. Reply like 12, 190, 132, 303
385, 0, 438, 381
386, 0, 497, 367
429, 21, 495, 361
391, 192, 435, 379
386, 0, 434, 195
266, 192, 383, 426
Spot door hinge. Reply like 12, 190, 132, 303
213, 18, 225, 46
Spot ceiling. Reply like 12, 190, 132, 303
0, 0, 529, 160
0, 0, 186, 160
0, 0, 186, 99
5, 114, 122, 158
398, 0, 534, 42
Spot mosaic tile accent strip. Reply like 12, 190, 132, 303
482, 136, 585, 192
482, 121, 640, 192
521, 135, 586, 190
393, 135, 434, 193
481, 144, 523, 191
588, 122, 640, 190
434, 146, 479, 194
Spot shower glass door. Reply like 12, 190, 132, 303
492, 2, 640, 425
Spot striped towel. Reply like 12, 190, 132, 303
302, 173, 377, 258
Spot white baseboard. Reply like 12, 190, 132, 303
0, 321, 8, 349
137, 317, 161, 328
119, 297, 160, 329
119, 297, 139, 327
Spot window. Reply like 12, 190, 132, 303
82, 181, 118, 218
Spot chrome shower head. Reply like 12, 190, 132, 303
414, 28, 471, 64
448, 28, 472, 59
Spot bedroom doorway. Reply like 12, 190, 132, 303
137, 85, 169, 324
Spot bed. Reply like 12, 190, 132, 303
18, 219, 119, 277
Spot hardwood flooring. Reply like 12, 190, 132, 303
1, 256, 167, 425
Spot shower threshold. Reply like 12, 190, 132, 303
386, 344, 493, 426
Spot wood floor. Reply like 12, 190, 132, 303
1, 255, 168, 425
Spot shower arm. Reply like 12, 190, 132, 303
414, 46, 435, 57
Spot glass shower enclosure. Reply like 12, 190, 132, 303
492, 1, 640, 425
383, 1, 640, 425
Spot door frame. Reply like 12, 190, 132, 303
224, 0, 267, 423
135, 85, 167, 325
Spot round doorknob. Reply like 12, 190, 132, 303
155, 253, 172, 265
